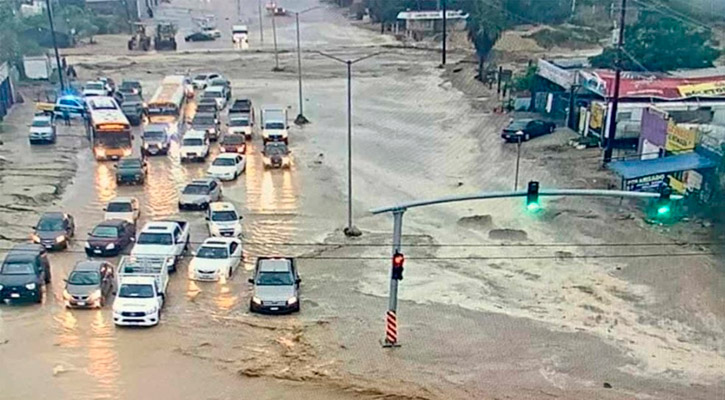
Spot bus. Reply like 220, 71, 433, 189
146, 75, 192, 127
87, 97, 132, 161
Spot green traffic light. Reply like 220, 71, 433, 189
526, 202, 541, 212
657, 204, 671, 215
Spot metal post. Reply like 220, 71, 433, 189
441, 0, 447, 66
344, 61, 360, 236
384, 210, 404, 347
294, 13, 309, 124
515, 134, 522, 190
45, 0, 65, 91
603, 0, 626, 163
258, 0, 264, 44
271, 10, 280, 71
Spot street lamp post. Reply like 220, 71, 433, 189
271, 9, 280, 71
289, 6, 321, 125
258, 0, 264, 44
45, 0, 65, 91
316, 51, 386, 237
514, 130, 524, 190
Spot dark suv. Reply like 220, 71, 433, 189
0, 244, 51, 303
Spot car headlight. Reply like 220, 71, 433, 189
56, 235, 66, 243
237, 146, 245, 153
31, 234, 40, 243
287, 296, 297, 305
220, 147, 226, 152
105, 243, 116, 250
63, 289, 71, 300
144, 143, 150, 149
165, 256, 175, 267
210, 225, 220, 235
88, 289, 102, 301
25, 283, 37, 290
252, 296, 262, 305
85, 242, 91, 248
96, 149, 106, 157
146, 306, 158, 314
0, 284, 4, 291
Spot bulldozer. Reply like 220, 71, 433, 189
128, 23, 151, 51
154, 22, 178, 51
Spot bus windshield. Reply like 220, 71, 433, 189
96, 132, 132, 148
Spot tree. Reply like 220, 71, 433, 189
590, 10, 721, 72
465, 0, 506, 79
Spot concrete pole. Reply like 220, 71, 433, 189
515, 133, 522, 190
346, 61, 354, 232
384, 210, 404, 346
45, 0, 65, 91
258, 0, 264, 44
441, 0, 447, 66
603, 0, 627, 163
294, 13, 308, 124
271, 10, 280, 70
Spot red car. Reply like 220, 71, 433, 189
220, 134, 246, 154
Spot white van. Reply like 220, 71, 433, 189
232, 25, 249, 44
261, 107, 288, 144
180, 130, 210, 162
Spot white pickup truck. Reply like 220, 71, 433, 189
112, 256, 169, 327
131, 220, 190, 272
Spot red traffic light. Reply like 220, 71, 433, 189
392, 252, 404, 267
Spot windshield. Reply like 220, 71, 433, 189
196, 246, 229, 259
213, 158, 236, 166
264, 122, 285, 130
1, 262, 35, 275
229, 119, 249, 127
183, 184, 209, 194
118, 160, 142, 169
193, 117, 215, 125
203, 91, 223, 99
107, 202, 132, 212
211, 210, 238, 221
32, 119, 51, 127
121, 81, 140, 89
147, 106, 178, 117
85, 83, 104, 91
68, 270, 100, 285
265, 145, 287, 156
118, 284, 155, 298
137, 232, 172, 245
96, 133, 132, 148
91, 226, 119, 238
233, 29, 248, 35
183, 138, 204, 146
144, 130, 165, 139
222, 136, 244, 145
37, 217, 63, 231
194, 74, 208, 80
123, 94, 142, 103
256, 271, 294, 286
507, 120, 530, 130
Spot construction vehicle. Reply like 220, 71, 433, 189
154, 22, 178, 51
128, 23, 151, 51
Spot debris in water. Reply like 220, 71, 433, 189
603, 382, 612, 388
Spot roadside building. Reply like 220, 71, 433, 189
85, 0, 155, 20
395, 10, 468, 40
0, 62, 17, 121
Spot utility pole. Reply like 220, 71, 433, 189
45, 0, 65, 91
603, 0, 627, 163
271, 9, 280, 71
441, 0, 447, 66
290, 6, 319, 125
316, 51, 386, 237
258, 0, 264, 45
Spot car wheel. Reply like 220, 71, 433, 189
549, 125, 555, 133
228, 268, 232, 278
34, 291, 42, 304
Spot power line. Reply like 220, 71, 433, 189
631, 0, 715, 31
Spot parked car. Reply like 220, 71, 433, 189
501, 119, 556, 142
83, 80, 108, 97
84, 219, 136, 257
192, 72, 222, 89
32, 212, 75, 250
180, 130, 210, 162
119, 79, 143, 96
28, 115, 57, 144
115, 157, 148, 185
262, 141, 290, 168
190, 112, 220, 141
142, 123, 172, 155
249, 257, 300, 314
63, 260, 115, 308
53, 95, 87, 119
131, 220, 190, 272
207, 153, 246, 181
0, 244, 51, 303
188, 237, 242, 281
178, 179, 222, 210
104, 197, 140, 224
185, 31, 216, 42
220, 134, 246, 154
201, 26, 222, 38
206, 202, 243, 237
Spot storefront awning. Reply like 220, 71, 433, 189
609, 152, 718, 180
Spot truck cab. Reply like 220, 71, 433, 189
261, 107, 288, 144
131, 220, 190, 272
113, 276, 164, 327
180, 130, 210, 162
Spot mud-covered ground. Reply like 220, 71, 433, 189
1, 0, 724, 399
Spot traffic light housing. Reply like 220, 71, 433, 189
526, 181, 541, 211
391, 252, 404, 280
656, 185, 672, 216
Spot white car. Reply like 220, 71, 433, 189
28, 115, 56, 144
188, 237, 242, 281
206, 202, 243, 237
207, 153, 246, 181
202, 86, 228, 110
83, 81, 107, 97
180, 130, 210, 162
104, 197, 140, 224
191, 72, 222, 90
201, 26, 221, 38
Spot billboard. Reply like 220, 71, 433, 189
665, 121, 697, 153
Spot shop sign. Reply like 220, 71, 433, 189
625, 174, 665, 192
677, 80, 725, 97
589, 103, 605, 136
665, 120, 697, 152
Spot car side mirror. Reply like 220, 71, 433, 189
238, 216, 243, 220
295, 278, 301, 284
247, 278, 254, 284
112, 291, 117, 296
102, 207, 107, 211
31, 226, 36, 230
113, 165, 118, 169
87, 231, 93, 236
63, 278, 68, 283
205, 216, 209, 220
131, 135, 135, 140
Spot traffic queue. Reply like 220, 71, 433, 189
0, 72, 300, 324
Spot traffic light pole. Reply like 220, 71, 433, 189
371, 185, 682, 347
383, 209, 404, 347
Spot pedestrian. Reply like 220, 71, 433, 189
147, 7, 154, 18
67, 65, 77, 80
61, 57, 67, 72
63, 110, 71, 126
